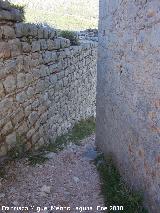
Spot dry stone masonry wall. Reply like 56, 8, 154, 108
78, 29, 98, 42
0, 1, 97, 158
97, 0, 160, 212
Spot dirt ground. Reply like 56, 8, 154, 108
0, 134, 105, 213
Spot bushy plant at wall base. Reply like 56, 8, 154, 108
59, 30, 79, 45
95, 154, 149, 213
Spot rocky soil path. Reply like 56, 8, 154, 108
0, 134, 104, 213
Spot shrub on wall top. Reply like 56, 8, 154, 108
59, 30, 79, 46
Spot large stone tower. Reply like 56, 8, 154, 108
96, 1, 160, 212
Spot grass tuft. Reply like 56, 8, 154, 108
27, 153, 49, 166
7, 134, 27, 160
28, 117, 96, 165
95, 154, 148, 213
0, 165, 6, 178
69, 117, 96, 143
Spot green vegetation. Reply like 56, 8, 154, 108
27, 153, 49, 166
0, 117, 95, 169
7, 134, 26, 160
10, 3, 25, 21
59, 30, 79, 45
69, 117, 96, 142
95, 154, 148, 213
28, 117, 96, 165
10, 0, 98, 30
10, 3, 25, 12
0, 165, 6, 178
0, 134, 27, 178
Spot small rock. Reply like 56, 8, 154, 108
12, 201, 18, 206
73, 177, 80, 183
38, 165, 43, 169
83, 147, 98, 160
45, 152, 56, 159
0, 193, 5, 198
10, 187, 16, 193
41, 185, 51, 194
39, 191, 48, 197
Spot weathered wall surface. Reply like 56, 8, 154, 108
0, 1, 97, 157
97, 0, 160, 212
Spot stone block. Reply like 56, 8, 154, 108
51, 52, 58, 62
52, 38, 61, 50
25, 73, 33, 84
47, 39, 55, 50
12, 109, 25, 125
38, 65, 49, 77
0, 10, 11, 21
22, 42, 31, 53
25, 105, 32, 116
1, 26, 16, 39
6, 132, 16, 149
60, 38, 70, 49
50, 29, 56, 39
0, 1, 11, 10
0, 42, 11, 59
15, 23, 26, 38
0, 97, 13, 118
9, 39, 22, 57
63, 77, 68, 86
43, 28, 49, 39
38, 137, 45, 146
23, 55, 31, 70
15, 23, 34, 38
26, 128, 35, 139
17, 73, 26, 88
32, 100, 40, 108
16, 55, 24, 72
32, 131, 40, 144
49, 64, 59, 74
42, 51, 52, 64
3, 75, 16, 93
40, 39, 47, 50
28, 111, 39, 126
27, 87, 35, 98
29, 24, 38, 37
16, 91, 27, 103
32, 40, 40, 52
1, 121, 13, 135
37, 27, 44, 39
30, 59, 39, 68
0, 7, 24, 22
49, 74, 57, 84
31, 52, 39, 61
0, 82, 5, 98
0, 144, 7, 157
17, 121, 28, 134
0, 60, 18, 78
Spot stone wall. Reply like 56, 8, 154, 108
78, 29, 98, 42
0, 1, 97, 158
96, 0, 160, 212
